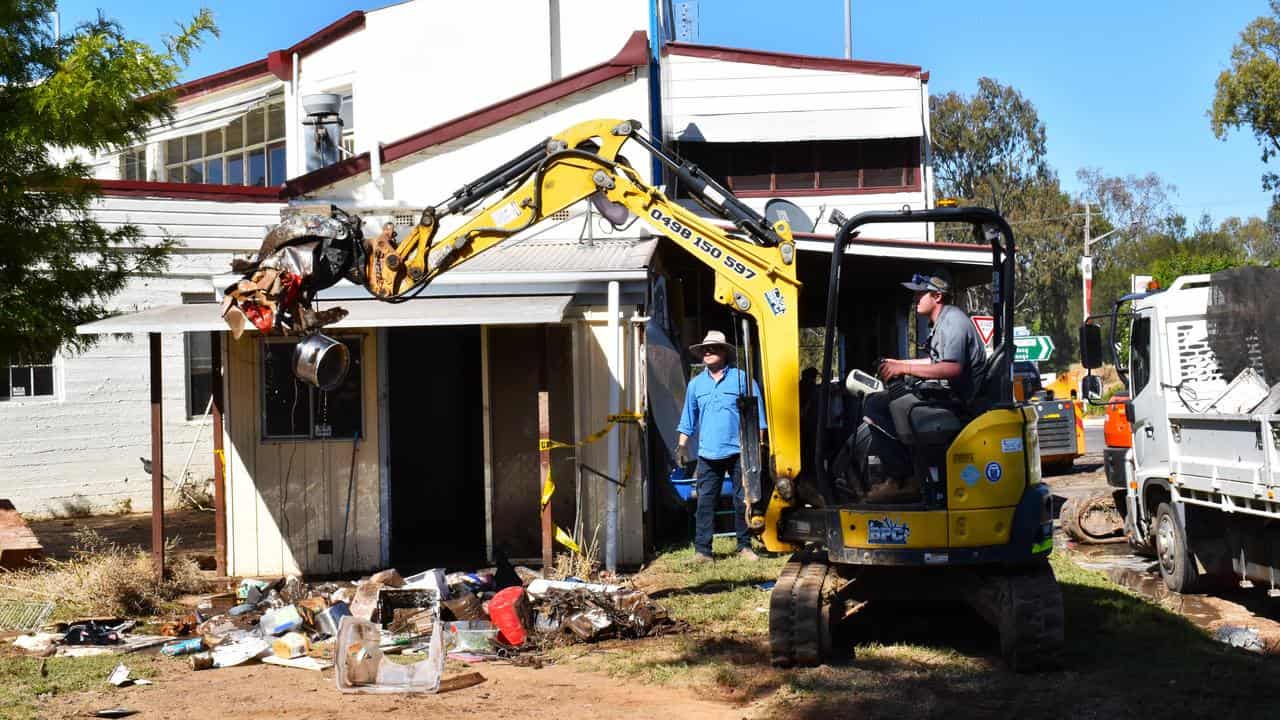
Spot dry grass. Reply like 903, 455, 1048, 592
548, 526, 603, 581
0, 529, 207, 619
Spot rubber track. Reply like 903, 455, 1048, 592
769, 553, 830, 667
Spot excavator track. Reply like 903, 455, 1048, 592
962, 560, 1064, 672
769, 551, 833, 667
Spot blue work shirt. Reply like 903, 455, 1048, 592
677, 366, 767, 460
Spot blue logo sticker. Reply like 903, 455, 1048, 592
867, 517, 910, 544
961, 464, 980, 487
985, 461, 1003, 483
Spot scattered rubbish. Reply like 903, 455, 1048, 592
525, 578, 620, 599
1214, 624, 1266, 653
336, 616, 445, 694
377, 588, 438, 630
0, 599, 54, 632
160, 637, 205, 656
315, 601, 351, 637
262, 655, 332, 671
438, 671, 487, 693
64, 620, 124, 645
92, 708, 139, 719
0, 498, 44, 569
350, 569, 406, 622
488, 586, 531, 646
159, 613, 199, 637
755, 581, 776, 591
259, 604, 304, 635
441, 587, 485, 621
107, 664, 152, 687
237, 579, 270, 604
444, 620, 499, 653
403, 568, 451, 599
271, 631, 310, 659
13, 632, 60, 655
58, 634, 168, 657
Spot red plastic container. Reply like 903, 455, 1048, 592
488, 586, 530, 646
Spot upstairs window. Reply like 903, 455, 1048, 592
164, 100, 286, 186
673, 138, 921, 196
119, 147, 147, 181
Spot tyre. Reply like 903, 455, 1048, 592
1154, 502, 1199, 593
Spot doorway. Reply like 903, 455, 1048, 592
387, 326, 485, 570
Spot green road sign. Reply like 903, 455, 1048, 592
1014, 335, 1055, 362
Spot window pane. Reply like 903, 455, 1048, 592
226, 116, 244, 151
186, 162, 203, 184
268, 142, 286, 186
186, 134, 204, 161
246, 107, 265, 146
185, 332, 213, 418
817, 140, 860, 189
774, 142, 815, 190
120, 153, 135, 181
205, 158, 223, 185
205, 128, 223, 156
166, 138, 183, 165
227, 153, 245, 185
10, 367, 31, 398
263, 342, 311, 438
167, 165, 184, 183
136, 152, 147, 181
268, 104, 285, 141
33, 366, 53, 397
862, 139, 908, 188
727, 145, 771, 192
248, 149, 266, 186
339, 95, 354, 132
314, 340, 362, 439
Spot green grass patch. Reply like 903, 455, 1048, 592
566, 543, 1280, 718
0, 650, 158, 720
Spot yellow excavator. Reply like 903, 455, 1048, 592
223, 118, 1062, 670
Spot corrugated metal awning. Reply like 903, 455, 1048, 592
76, 295, 573, 335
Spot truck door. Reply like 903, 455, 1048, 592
1129, 311, 1167, 472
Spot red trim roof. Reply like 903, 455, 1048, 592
792, 231, 986, 253
172, 11, 366, 99
283, 30, 650, 197
663, 41, 925, 79
95, 180, 284, 203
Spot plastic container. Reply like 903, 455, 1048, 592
443, 620, 498, 652
487, 586, 530, 646
160, 637, 205, 656
259, 605, 303, 636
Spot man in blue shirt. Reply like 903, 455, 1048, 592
676, 330, 767, 562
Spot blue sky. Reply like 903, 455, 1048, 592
56, 0, 1274, 222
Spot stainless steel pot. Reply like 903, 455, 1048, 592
293, 333, 349, 390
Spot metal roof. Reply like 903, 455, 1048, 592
77, 295, 573, 335
458, 237, 658, 273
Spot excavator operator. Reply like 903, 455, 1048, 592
848, 267, 986, 502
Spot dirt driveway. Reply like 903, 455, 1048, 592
40, 652, 748, 720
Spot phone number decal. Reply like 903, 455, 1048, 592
649, 208, 756, 279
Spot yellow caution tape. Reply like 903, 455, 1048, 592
541, 474, 555, 508
555, 526, 582, 554
214, 448, 227, 474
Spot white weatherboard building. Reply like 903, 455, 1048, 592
5, 0, 988, 575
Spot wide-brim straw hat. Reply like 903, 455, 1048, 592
689, 330, 736, 361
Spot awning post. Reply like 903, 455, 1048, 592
149, 333, 165, 582
211, 332, 227, 576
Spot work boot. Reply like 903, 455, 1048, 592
692, 552, 714, 564
737, 547, 760, 561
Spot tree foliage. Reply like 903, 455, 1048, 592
1211, 0, 1280, 196
0, 2, 216, 359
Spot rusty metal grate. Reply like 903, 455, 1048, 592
0, 599, 55, 632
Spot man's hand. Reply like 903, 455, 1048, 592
676, 443, 690, 467
879, 359, 908, 381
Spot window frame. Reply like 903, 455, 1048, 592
259, 335, 364, 442
164, 98, 287, 187
118, 147, 147, 181
1, 352, 58, 403
182, 293, 216, 421
673, 138, 921, 198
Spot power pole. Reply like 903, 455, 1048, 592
1081, 203, 1092, 322
843, 0, 853, 59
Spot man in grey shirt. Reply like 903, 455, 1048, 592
879, 268, 986, 403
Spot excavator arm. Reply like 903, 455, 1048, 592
226, 118, 803, 552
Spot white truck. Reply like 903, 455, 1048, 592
1080, 268, 1280, 593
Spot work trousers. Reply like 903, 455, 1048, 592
693, 454, 750, 556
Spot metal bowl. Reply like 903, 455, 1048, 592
293, 334, 349, 390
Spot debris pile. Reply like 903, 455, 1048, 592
9, 563, 675, 695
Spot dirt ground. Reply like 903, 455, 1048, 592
39, 653, 750, 720
27, 508, 217, 569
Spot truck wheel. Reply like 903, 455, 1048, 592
1154, 502, 1199, 593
